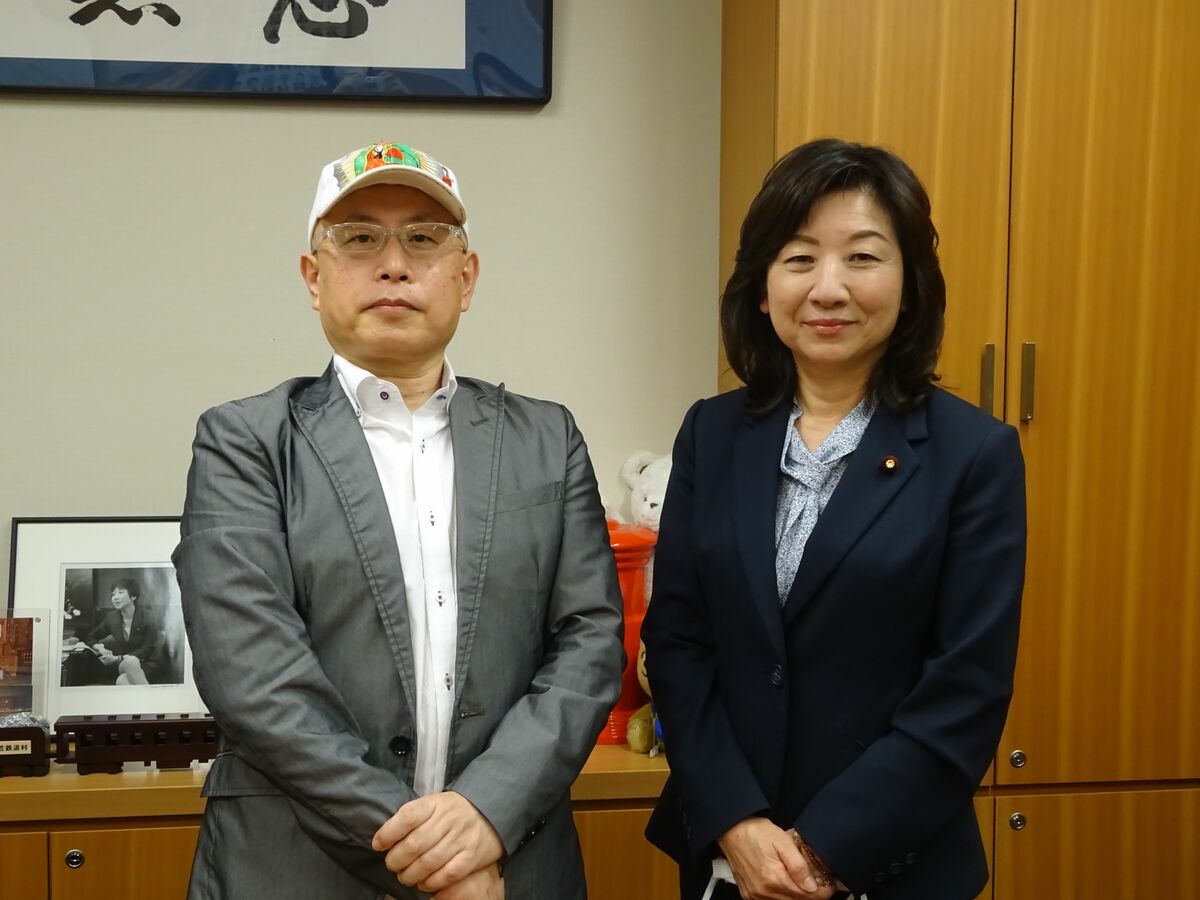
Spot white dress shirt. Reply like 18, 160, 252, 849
334, 354, 459, 797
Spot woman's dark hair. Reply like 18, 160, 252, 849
720, 138, 945, 415
111, 577, 141, 603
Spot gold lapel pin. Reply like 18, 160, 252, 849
880, 454, 900, 474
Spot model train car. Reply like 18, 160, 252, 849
0, 722, 52, 777
53, 713, 219, 775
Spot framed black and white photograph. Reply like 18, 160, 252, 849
8, 518, 206, 723
0, 0, 551, 101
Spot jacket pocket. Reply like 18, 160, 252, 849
201, 750, 283, 798
494, 480, 564, 513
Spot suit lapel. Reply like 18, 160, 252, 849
732, 402, 792, 659
290, 363, 417, 714
781, 401, 925, 626
449, 379, 504, 701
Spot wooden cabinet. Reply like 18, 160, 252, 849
0, 831, 48, 900
571, 747, 676, 900
973, 798, 994, 900
1, 747, 675, 900
993, 789, 1200, 898
575, 808, 678, 900
0, 767, 203, 900
999, 0, 1200, 787
47, 827, 198, 899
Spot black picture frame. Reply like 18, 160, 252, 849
0, 0, 551, 102
8, 517, 205, 722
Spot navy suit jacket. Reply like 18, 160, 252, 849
643, 387, 1026, 899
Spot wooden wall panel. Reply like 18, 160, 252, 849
771, 0, 1015, 409
1001, 0, 1200, 784
993, 789, 1200, 898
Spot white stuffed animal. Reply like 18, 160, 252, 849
621, 451, 672, 605
621, 450, 672, 531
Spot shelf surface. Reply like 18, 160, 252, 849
0, 744, 669, 824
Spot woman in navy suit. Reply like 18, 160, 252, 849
643, 140, 1026, 900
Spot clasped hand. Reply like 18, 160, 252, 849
93, 644, 120, 665
372, 791, 504, 898
716, 817, 835, 900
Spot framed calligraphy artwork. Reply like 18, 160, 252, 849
0, 0, 551, 102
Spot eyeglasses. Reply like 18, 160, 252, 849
317, 222, 467, 258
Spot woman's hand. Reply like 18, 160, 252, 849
94, 644, 120, 665
716, 817, 834, 900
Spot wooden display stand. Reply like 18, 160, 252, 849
0, 745, 676, 900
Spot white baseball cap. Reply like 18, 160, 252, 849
307, 141, 467, 245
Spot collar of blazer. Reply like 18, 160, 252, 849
288, 361, 507, 712
733, 396, 929, 651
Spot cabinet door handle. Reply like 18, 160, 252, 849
1020, 342, 1037, 422
979, 343, 996, 417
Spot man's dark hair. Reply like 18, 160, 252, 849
720, 138, 946, 415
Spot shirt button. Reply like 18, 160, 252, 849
388, 735, 411, 757
769, 664, 784, 687
379, 391, 390, 400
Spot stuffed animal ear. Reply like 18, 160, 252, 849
621, 450, 660, 489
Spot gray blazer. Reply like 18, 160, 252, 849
174, 365, 624, 900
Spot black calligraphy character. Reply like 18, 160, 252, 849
264, 0, 390, 44
69, 0, 181, 26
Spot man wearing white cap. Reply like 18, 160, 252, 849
174, 142, 624, 899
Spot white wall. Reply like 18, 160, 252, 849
0, 1, 720, 587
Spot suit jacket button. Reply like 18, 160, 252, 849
890, 862, 903, 875
875, 872, 887, 884
389, 735, 411, 757
905, 852, 917, 865
769, 664, 784, 687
